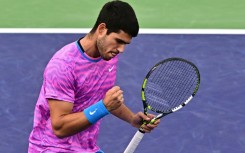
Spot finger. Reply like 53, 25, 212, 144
112, 86, 120, 91
113, 91, 124, 102
107, 86, 120, 95
138, 112, 151, 121
106, 87, 122, 101
146, 122, 158, 128
146, 114, 156, 120
140, 124, 152, 133
153, 119, 160, 124
117, 93, 124, 100
116, 90, 123, 96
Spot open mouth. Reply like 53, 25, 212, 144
110, 51, 118, 57
111, 52, 117, 56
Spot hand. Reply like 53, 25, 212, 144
130, 112, 160, 133
103, 86, 124, 112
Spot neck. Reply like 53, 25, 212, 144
79, 33, 100, 58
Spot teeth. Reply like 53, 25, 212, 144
111, 52, 116, 56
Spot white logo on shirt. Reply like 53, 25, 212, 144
109, 65, 114, 72
89, 108, 98, 115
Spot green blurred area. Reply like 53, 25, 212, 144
0, 0, 244, 29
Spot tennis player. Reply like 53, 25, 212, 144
28, 1, 160, 152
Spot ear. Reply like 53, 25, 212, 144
97, 23, 107, 35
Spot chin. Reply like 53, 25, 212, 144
104, 57, 112, 61
101, 56, 111, 61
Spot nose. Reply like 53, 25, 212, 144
117, 44, 126, 53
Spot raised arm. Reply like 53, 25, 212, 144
48, 86, 124, 138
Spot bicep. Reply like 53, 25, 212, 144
48, 99, 91, 138
48, 99, 74, 129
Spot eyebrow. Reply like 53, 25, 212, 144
115, 38, 130, 44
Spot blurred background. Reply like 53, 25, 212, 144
0, 0, 245, 153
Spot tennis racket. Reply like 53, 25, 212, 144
124, 57, 200, 153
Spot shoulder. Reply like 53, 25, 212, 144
53, 42, 79, 62
44, 42, 79, 74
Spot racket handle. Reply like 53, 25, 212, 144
124, 130, 145, 153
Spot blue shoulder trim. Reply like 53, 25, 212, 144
76, 41, 102, 63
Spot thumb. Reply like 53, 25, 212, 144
138, 112, 151, 121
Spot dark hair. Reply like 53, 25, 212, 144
90, 0, 139, 37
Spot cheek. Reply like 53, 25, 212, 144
98, 36, 118, 53
97, 38, 106, 52
101, 42, 114, 52
106, 41, 118, 51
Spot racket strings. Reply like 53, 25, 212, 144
162, 61, 194, 109
173, 62, 197, 105
145, 60, 199, 112
173, 61, 196, 95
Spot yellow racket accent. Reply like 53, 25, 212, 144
142, 79, 147, 88
142, 91, 145, 101
142, 79, 147, 101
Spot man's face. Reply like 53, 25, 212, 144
96, 30, 132, 61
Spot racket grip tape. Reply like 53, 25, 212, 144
124, 130, 145, 153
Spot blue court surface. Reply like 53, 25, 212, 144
0, 34, 244, 153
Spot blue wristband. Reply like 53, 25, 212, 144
84, 100, 110, 124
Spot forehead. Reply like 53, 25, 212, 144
108, 30, 132, 44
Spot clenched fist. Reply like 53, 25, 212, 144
103, 86, 124, 112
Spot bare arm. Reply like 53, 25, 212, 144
111, 103, 160, 133
49, 86, 124, 138
110, 103, 135, 123
48, 99, 91, 138
48, 85, 159, 138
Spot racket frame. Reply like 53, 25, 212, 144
124, 57, 201, 153
142, 57, 200, 116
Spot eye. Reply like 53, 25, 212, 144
115, 38, 126, 45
